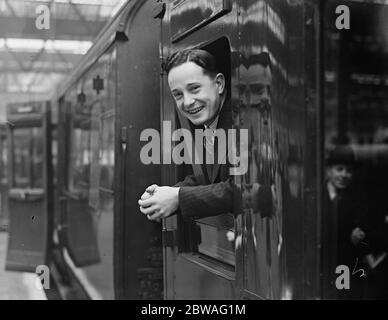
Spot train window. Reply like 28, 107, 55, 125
64, 51, 116, 298
99, 113, 114, 191
68, 108, 91, 194
88, 101, 102, 208
177, 37, 235, 267
323, 1, 388, 299
12, 127, 43, 189
0, 133, 7, 183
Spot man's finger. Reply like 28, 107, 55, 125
141, 191, 152, 200
147, 214, 162, 223
139, 205, 158, 215
147, 211, 163, 221
138, 197, 156, 207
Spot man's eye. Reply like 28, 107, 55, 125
251, 84, 267, 95
173, 93, 183, 99
190, 86, 200, 92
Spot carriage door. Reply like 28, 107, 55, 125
5, 101, 53, 272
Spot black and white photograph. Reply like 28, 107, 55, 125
0, 0, 387, 306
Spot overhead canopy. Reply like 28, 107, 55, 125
0, 0, 126, 121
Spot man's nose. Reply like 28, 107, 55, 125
344, 170, 352, 178
340, 169, 352, 178
243, 89, 251, 107
183, 93, 194, 107
260, 89, 270, 104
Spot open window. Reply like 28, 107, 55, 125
176, 37, 236, 267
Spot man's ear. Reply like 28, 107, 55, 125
215, 73, 225, 94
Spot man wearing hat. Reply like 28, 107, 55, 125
322, 145, 367, 299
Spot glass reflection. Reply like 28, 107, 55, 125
13, 127, 43, 189
65, 51, 116, 299
240, 52, 282, 298
323, 0, 388, 300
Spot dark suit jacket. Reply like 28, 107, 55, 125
174, 98, 240, 219
321, 186, 365, 299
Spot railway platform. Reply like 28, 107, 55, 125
0, 231, 47, 300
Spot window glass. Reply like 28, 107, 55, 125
0, 133, 7, 182
99, 113, 114, 191
89, 101, 102, 209
12, 127, 43, 188
323, 1, 388, 300
195, 215, 235, 265
65, 49, 116, 299
68, 111, 91, 194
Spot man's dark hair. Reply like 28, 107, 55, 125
164, 49, 219, 77
243, 52, 272, 70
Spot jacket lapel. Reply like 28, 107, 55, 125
176, 98, 231, 184
210, 99, 232, 183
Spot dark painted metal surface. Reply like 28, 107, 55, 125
162, 0, 322, 300
239, 0, 307, 299
116, 0, 162, 299
170, 0, 232, 42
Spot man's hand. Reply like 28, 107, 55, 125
140, 184, 158, 200
351, 227, 366, 245
138, 186, 180, 220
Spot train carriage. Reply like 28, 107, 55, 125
52, 0, 163, 299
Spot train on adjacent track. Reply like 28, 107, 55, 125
2, 0, 388, 299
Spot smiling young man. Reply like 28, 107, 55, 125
138, 49, 237, 221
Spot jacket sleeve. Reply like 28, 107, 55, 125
173, 174, 198, 188
178, 178, 237, 219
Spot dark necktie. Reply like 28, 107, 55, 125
204, 130, 214, 180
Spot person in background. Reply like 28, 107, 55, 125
322, 145, 367, 299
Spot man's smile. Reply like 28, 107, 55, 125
186, 105, 204, 115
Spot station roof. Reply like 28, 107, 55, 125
0, 0, 126, 120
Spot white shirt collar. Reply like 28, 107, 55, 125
327, 182, 337, 200
204, 115, 219, 131
204, 97, 225, 131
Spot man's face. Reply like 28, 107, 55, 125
326, 164, 353, 189
168, 62, 224, 126
239, 64, 271, 109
